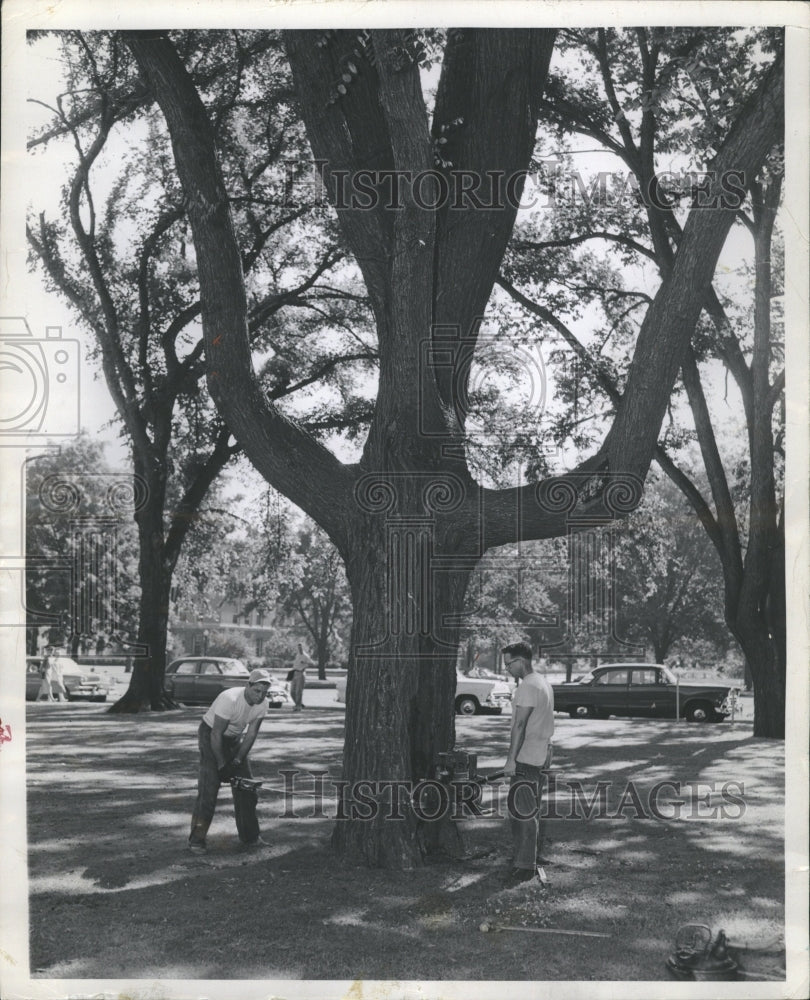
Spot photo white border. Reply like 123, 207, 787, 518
1, 3, 807, 999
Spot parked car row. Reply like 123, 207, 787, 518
27, 654, 737, 725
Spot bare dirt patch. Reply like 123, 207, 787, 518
25, 703, 784, 982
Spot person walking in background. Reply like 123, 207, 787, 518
501, 641, 555, 886
36, 647, 56, 702
50, 652, 68, 702
290, 642, 315, 712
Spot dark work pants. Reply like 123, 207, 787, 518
290, 671, 305, 709
509, 762, 548, 870
189, 721, 257, 846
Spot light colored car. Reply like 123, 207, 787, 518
334, 672, 513, 715
26, 656, 109, 702
454, 673, 513, 715
163, 656, 290, 707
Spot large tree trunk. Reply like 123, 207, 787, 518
333, 506, 471, 868
734, 625, 784, 739
731, 177, 785, 739
109, 481, 175, 712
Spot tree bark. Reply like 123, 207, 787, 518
108, 477, 175, 712
334, 509, 471, 866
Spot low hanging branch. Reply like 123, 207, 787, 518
126, 31, 357, 551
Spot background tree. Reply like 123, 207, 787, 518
496, 27, 785, 734
127, 27, 782, 868
25, 434, 140, 655
275, 523, 352, 677
28, 30, 377, 709
612, 476, 729, 663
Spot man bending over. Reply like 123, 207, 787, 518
188, 668, 272, 853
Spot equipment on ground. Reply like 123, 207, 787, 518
230, 775, 261, 843
666, 924, 738, 981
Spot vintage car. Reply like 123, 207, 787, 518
163, 657, 290, 707
334, 672, 513, 715
26, 656, 109, 702
552, 663, 739, 723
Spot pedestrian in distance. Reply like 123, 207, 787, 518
188, 668, 273, 853
501, 641, 555, 886
290, 641, 315, 712
50, 652, 68, 702
36, 647, 56, 702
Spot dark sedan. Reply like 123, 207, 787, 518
163, 657, 289, 707
553, 663, 739, 723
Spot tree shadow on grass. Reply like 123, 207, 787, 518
26, 704, 784, 981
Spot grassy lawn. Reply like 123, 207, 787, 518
24, 702, 784, 985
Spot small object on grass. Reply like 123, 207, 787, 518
479, 922, 491, 932
481, 923, 611, 938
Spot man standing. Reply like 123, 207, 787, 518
188, 668, 272, 853
502, 641, 555, 885
289, 641, 315, 712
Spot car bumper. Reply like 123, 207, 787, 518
68, 684, 109, 700
715, 690, 740, 719
480, 695, 511, 714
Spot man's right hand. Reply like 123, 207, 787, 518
218, 761, 237, 782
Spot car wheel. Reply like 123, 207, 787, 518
568, 704, 595, 719
455, 696, 479, 716
685, 701, 714, 723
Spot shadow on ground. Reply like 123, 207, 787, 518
25, 704, 784, 982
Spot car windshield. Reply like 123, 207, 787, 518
468, 667, 505, 679
218, 660, 249, 676
660, 666, 678, 684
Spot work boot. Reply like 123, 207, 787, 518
241, 837, 269, 850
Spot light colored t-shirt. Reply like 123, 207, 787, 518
203, 686, 267, 738
513, 671, 555, 766
292, 650, 314, 674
